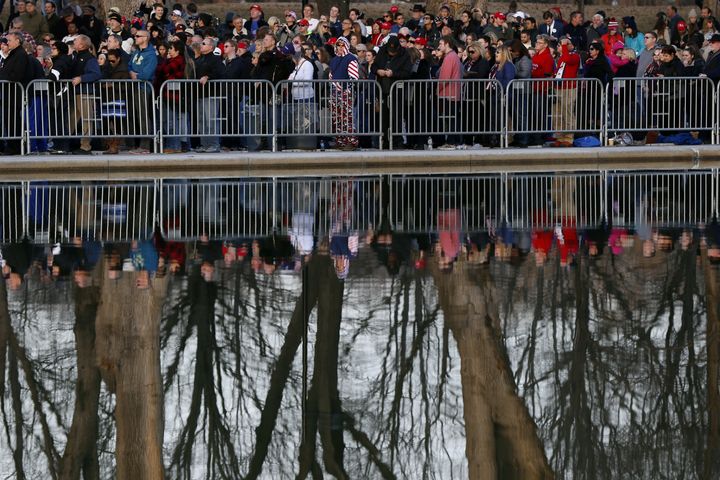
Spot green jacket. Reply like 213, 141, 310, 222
19, 11, 49, 41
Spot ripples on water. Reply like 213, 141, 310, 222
0, 178, 719, 479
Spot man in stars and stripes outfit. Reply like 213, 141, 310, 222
328, 36, 359, 150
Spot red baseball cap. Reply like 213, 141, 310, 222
327, 37, 338, 45
390, 6, 399, 13
298, 18, 309, 26
249, 4, 262, 12
415, 37, 427, 46
677, 20, 687, 31
494, 12, 506, 21
381, 21, 392, 30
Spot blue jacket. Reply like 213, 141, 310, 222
129, 46, 157, 83
624, 32, 644, 55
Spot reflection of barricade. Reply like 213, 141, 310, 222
159, 180, 275, 240
388, 175, 505, 232
0, 81, 25, 154
607, 170, 716, 228
158, 79, 274, 152
275, 79, 382, 150
25, 79, 157, 151
159, 177, 383, 240
26, 182, 157, 242
388, 79, 504, 150
0, 183, 26, 242
2, 172, 719, 241
609, 77, 716, 141
505, 78, 606, 145
506, 173, 604, 229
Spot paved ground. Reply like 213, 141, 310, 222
2, 145, 720, 180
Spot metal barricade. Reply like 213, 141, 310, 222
607, 170, 716, 227
158, 79, 274, 152
26, 182, 156, 242
274, 79, 382, 150
505, 78, 605, 146
160, 179, 275, 240
608, 77, 716, 142
388, 175, 504, 232
275, 177, 382, 236
0, 81, 25, 155
0, 183, 27, 242
160, 177, 383, 240
26, 79, 157, 153
388, 79, 504, 150
506, 172, 605, 229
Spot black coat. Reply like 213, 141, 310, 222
195, 53, 225, 80
370, 45, 413, 96
0, 46, 31, 85
224, 54, 253, 80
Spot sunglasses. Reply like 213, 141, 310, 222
468, 50, 476, 54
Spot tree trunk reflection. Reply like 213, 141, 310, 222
431, 260, 554, 479
95, 270, 168, 480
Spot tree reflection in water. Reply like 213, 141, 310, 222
0, 226, 718, 479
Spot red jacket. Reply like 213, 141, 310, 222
555, 44, 580, 88
601, 32, 624, 56
531, 47, 554, 92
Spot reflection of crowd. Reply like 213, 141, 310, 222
3, 218, 718, 292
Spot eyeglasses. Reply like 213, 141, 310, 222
133, 34, 147, 38
468, 50, 476, 54
644, 35, 653, 39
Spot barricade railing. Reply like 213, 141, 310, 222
26, 181, 157, 243
2, 172, 719, 241
25, 79, 157, 153
274, 79, 382, 151
505, 78, 606, 146
388, 79, 504, 150
0, 81, 25, 155
159, 177, 383, 240
506, 172, 605, 229
607, 170, 716, 228
608, 77, 716, 142
0, 183, 27, 243
388, 174, 505, 232
160, 179, 275, 240
275, 177, 383, 236
158, 79, 274, 152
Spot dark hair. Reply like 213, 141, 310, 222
107, 48, 122, 59
542, 11, 554, 20
509, 38, 529, 58
660, 45, 676, 55
440, 35, 457, 51
588, 41, 605, 55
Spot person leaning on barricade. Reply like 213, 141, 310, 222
552, 36, 581, 147
128, 29, 157, 154
68, 34, 101, 154
328, 36, 361, 150
194, 36, 224, 153
102, 48, 130, 154
371, 35, 412, 149
0, 33, 33, 155
528, 34, 554, 146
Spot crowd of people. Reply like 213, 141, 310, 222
1, 1, 720, 154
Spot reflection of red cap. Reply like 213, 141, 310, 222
677, 20, 687, 31
298, 18, 309, 26
381, 21, 392, 30
494, 12, 506, 20
414, 258, 426, 269
238, 244, 248, 258
415, 37, 427, 46
249, 4, 262, 12
327, 37, 338, 45
390, 6, 399, 13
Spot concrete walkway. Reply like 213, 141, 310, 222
2, 145, 720, 180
